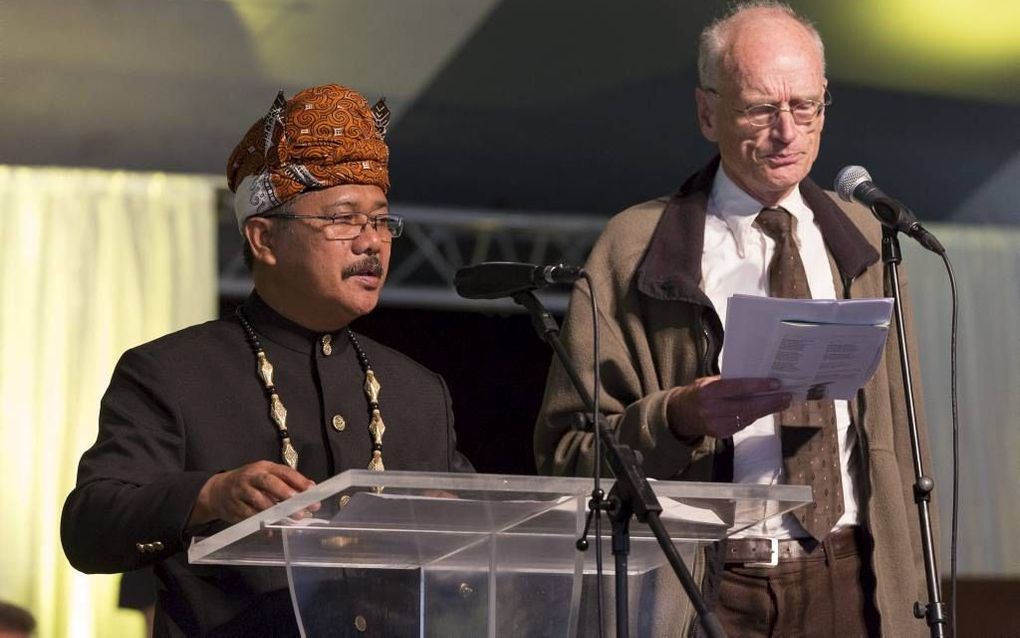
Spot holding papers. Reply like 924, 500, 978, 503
722, 294, 894, 401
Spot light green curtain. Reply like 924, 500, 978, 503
903, 224, 1020, 577
0, 166, 218, 637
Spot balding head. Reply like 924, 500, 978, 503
698, 2, 825, 91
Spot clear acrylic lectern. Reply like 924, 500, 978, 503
189, 470, 810, 637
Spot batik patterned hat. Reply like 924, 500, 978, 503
227, 83, 391, 232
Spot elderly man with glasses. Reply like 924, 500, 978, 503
62, 83, 473, 637
536, 2, 934, 636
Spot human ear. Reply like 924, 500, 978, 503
695, 87, 719, 143
244, 218, 278, 266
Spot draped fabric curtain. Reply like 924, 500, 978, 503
0, 166, 217, 637
903, 224, 1020, 577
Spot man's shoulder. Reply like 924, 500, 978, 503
828, 191, 880, 234
121, 317, 240, 363
347, 331, 443, 384
596, 195, 672, 249
587, 195, 673, 272
814, 187, 883, 248
607, 195, 672, 231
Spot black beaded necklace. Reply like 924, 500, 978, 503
235, 307, 386, 471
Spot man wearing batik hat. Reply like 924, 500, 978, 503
62, 84, 473, 636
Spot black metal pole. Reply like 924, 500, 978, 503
512, 290, 726, 638
881, 228, 947, 637
610, 498, 632, 638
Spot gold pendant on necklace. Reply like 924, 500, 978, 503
236, 310, 387, 475
368, 450, 385, 471
281, 439, 299, 469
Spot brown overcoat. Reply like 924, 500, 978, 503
535, 159, 937, 636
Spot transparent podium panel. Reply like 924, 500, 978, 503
189, 471, 810, 637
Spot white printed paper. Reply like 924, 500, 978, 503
721, 295, 893, 401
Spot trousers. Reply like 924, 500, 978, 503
715, 527, 880, 637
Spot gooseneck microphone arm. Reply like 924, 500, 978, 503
510, 286, 726, 638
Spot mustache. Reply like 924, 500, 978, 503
342, 256, 384, 279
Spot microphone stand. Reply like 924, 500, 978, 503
512, 290, 726, 638
881, 228, 947, 637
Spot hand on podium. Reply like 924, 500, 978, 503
189, 460, 321, 525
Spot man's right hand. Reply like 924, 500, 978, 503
666, 376, 791, 440
188, 460, 320, 526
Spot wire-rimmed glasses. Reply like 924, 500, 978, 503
255, 212, 404, 241
704, 88, 831, 127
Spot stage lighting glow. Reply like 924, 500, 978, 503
822, 0, 1020, 103
877, 0, 1020, 64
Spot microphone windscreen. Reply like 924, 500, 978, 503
834, 165, 871, 203
454, 262, 538, 299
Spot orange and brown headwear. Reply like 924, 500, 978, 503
227, 83, 391, 232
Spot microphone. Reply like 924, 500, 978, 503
454, 262, 584, 300
834, 165, 944, 254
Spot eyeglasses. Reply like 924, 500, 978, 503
704, 88, 831, 127
256, 212, 404, 241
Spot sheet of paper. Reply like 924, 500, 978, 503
551, 493, 725, 527
722, 295, 893, 401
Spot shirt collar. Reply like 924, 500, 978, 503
636, 156, 879, 304
709, 166, 814, 251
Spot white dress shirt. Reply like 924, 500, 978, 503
702, 167, 861, 539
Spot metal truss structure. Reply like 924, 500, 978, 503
218, 195, 609, 314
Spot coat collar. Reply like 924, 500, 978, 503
242, 292, 351, 356
635, 156, 879, 304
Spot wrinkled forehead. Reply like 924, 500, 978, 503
719, 15, 825, 93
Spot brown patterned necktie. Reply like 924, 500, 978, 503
755, 206, 844, 541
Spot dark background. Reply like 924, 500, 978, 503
354, 307, 549, 475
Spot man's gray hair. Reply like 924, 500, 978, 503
697, 1, 826, 90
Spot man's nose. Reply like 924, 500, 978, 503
351, 223, 382, 253
770, 110, 798, 144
